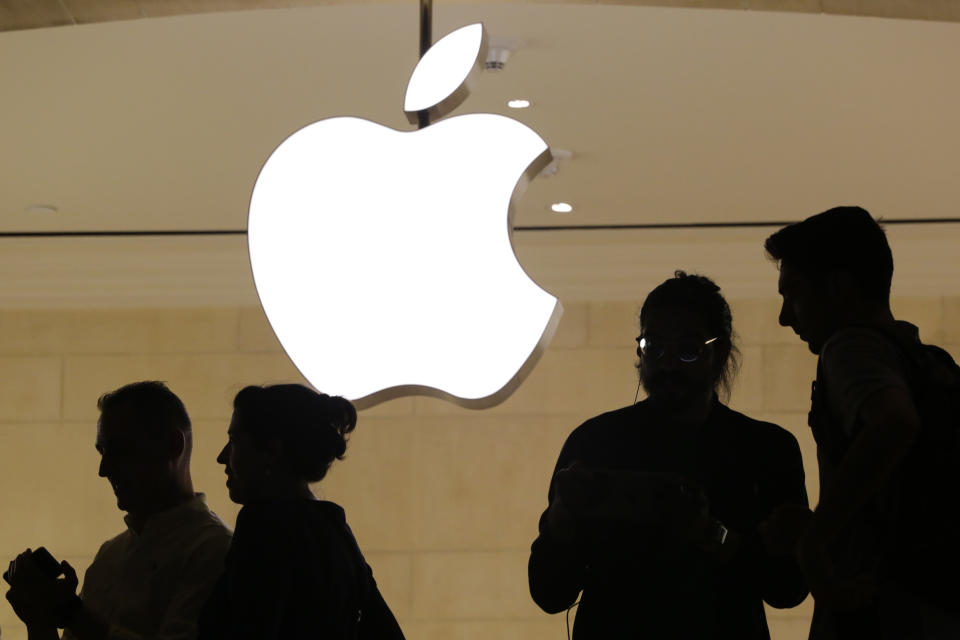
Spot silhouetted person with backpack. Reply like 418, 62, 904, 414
198, 384, 404, 640
763, 206, 960, 638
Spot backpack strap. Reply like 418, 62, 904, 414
807, 358, 849, 469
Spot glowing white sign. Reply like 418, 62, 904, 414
248, 23, 561, 409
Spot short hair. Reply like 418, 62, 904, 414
639, 271, 740, 399
97, 381, 192, 437
232, 384, 357, 483
764, 206, 894, 305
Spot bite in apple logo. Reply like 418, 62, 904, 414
248, 23, 562, 409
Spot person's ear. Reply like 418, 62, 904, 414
825, 270, 863, 311
168, 429, 187, 458
262, 438, 284, 466
823, 272, 840, 299
835, 270, 859, 296
823, 271, 845, 302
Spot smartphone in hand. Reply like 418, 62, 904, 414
3, 547, 64, 584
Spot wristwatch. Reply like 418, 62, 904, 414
697, 518, 730, 553
710, 520, 730, 546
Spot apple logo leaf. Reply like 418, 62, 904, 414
403, 22, 488, 125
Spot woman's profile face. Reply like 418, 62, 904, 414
216, 411, 273, 505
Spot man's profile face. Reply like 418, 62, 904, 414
639, 305, 719, 410
96, 411, 169, 513
777, 262, 835, 355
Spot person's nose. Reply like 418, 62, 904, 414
98, 456, 108, 478
641, 347, 680, 373
216, 443, 229, 466
662, 359, 680, 372
656, 353, 680, 372
779, 300, 792, 327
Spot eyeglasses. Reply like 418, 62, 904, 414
636, 335, 718, 364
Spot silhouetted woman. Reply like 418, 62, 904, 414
198, 384, 404, 640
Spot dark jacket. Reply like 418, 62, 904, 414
199, 499, 403, 640
528, 399, 808, 639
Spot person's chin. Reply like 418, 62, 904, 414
116, 495, 144, 514
795, 331, 822, 355
113, 490, 130, 511
226, 482, 245, 505
646, 389, 690, 411
803, 337, 823, 355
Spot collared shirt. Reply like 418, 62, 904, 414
64, 493, 232, 640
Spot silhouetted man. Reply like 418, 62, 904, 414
5, 381, 232, 640
764, 206, 960, 639
529, 272, 809, 639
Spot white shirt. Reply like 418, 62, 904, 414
64, 494, 232, 640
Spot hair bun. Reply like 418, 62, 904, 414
329, 395, 358, 438
232, 384, 359, 483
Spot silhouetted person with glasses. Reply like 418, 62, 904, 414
528, 271, 809, 639
5, 381, 232, 640
763, 206, 960, 638
198, 384, 404, 640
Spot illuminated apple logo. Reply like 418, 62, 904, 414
248, 23, 561, 409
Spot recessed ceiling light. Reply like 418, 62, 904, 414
24, 204, 58, 215
508, 99, 531, 109
551, 202, 573, 213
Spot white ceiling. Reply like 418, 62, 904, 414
1, 5, 959, 305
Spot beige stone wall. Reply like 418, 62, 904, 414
0, 297, 955, 639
